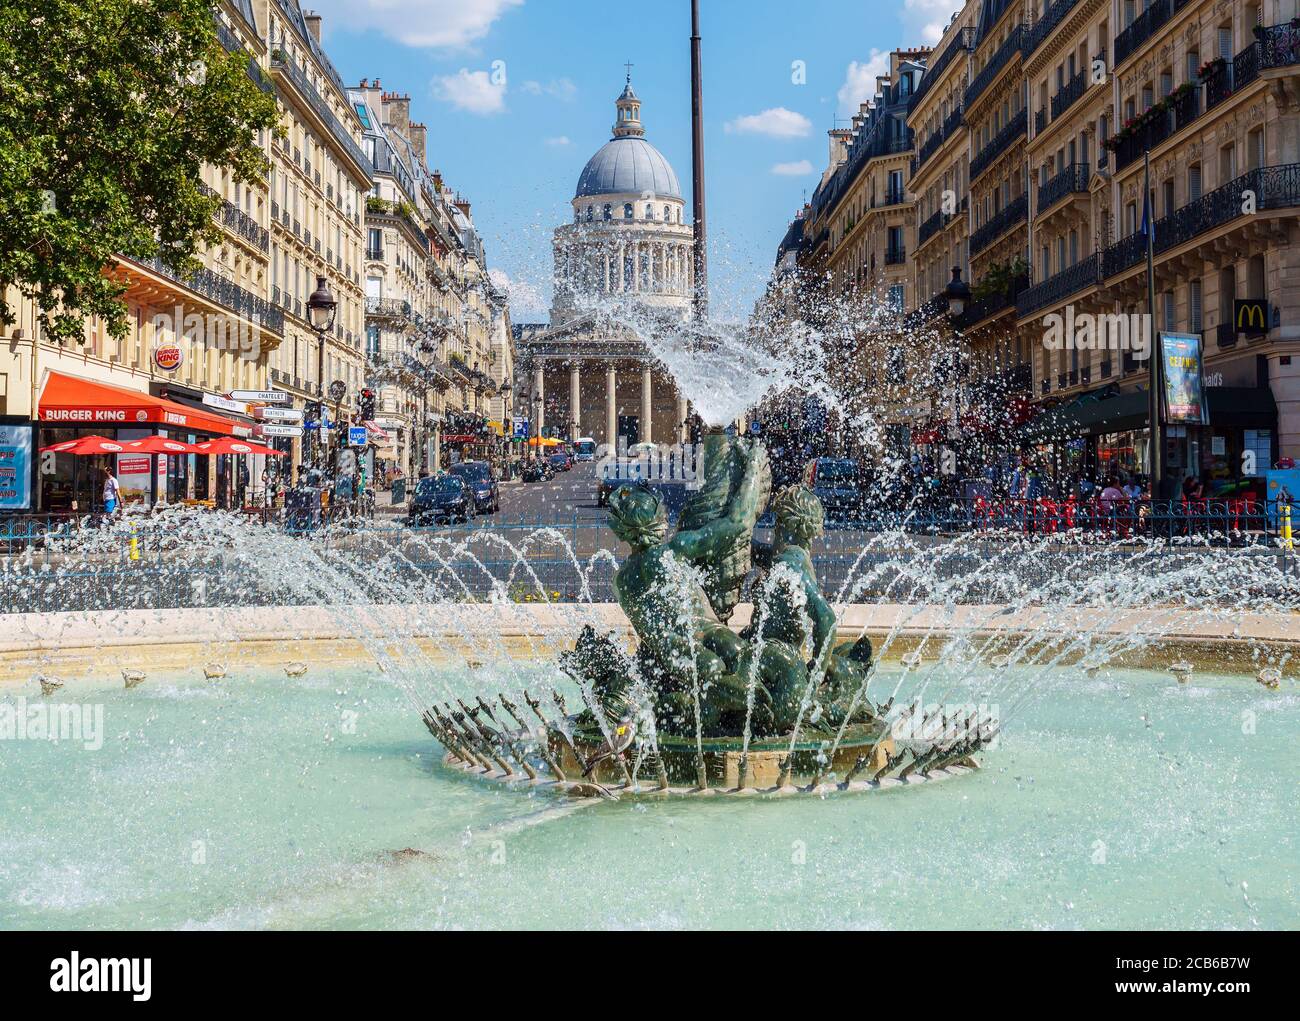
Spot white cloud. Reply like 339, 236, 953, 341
521, 78, 578, 101
904, 0, 963, 45
433, 68, 506, 115
771, 160, 814, 176
489, 268, 546, 318
306, 0, 523, 50
544, 136, 571, 147
837, 50, 890, 116
724, 107, 813, 140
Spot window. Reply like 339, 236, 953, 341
1163, 291, 1176, 331
1186, 50, 1200, 87
1189, 278, 1202, 333
1188, 164, 1202, 201
586, 205, 594, 221
663, 204, 671, 221
603, 204, 612, 220
1219, 144, 1236, 184
1247, 255, 1265, 298
645, 203, 654, 220
1247, 128, 1264, 170
1163, 180, 1176, 216
623, 203, 633, 220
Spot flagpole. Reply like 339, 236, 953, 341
1144, 149, 1163, 500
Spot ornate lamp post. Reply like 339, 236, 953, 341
306, 276, 337, 469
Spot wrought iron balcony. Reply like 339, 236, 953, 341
365, 297, 412, 320
909, 27, 975, 112
965, 26, 1022, 109
1101, 164, 1300, 279
955, 272, 1029, 329
1037, 163, 1089, 212
1024, 0, 1081, 60
198, 182, 269, 252
1113, 86, 1200, 172
215, 19, 274, 95
1050, 68, 1087, 121
970, 192, 1027, 257
884, 245, 906, 266
917, 210, 945, 248
135, 257, 284, 334
269, 49, 374, 177
1114, 0, 1192, 68
970, 108, 1027, 181
915, 105, 964, 173
365, 246, 384, 261
1016, 254, 1101, 317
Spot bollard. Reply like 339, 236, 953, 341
1284, 503, 1294, 552
128, 520, 140, 562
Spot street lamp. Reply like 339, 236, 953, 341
945, 267, 972, 319
306, 276, 337, 470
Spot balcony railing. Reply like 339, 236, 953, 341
1024, 0, 1080, 59
917, 210, 944, 248
365, 297, 412, 319
1037, 163, 1089, 212
965, 26, 1022, 109
136, 257, 284, 334
969, 192, 1028, 256
955, 272, 1029, 329
876, 187, 907, 207
970, 107, 1027, 181
270, 49, 374, 177
1114, 0, 1192, 68
916, 105, 964, 173
365, 246, 384, 261
1050, 68, 1087, 121
1101, 164, 1300, 279
885, 246, 907, 266
909, 27, 975, 112
1113, 85, 1201, 172
198, 182, 269, 252
215, 19, 274, 95
1016, 254, 1101, 317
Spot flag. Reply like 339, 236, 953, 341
1140, 188, 1155, 245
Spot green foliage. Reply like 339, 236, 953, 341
972, 257, 1028, 301
0, 0, 278, 344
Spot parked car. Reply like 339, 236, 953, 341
408, 476, 475, 525
449, 460, 499, 513
549, 451, 572, 473
802, 457, 864, 519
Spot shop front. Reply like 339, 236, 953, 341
34, 371, 253, 513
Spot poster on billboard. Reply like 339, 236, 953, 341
1159, 333, 1209, 426
0, 423, 33, 510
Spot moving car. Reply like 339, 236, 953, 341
802, 457, 864, 519
408, 475, 475, 525
549, 451, 572, 473
449, 460, 499, 513
573, 437, 597, 462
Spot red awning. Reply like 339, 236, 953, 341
37, 372, 246, 437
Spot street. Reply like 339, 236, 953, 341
498, 461, 605, 523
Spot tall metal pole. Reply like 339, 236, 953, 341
690, 0, 708, 319
1143, 150, 1163, 499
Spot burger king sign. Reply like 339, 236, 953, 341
153, 342, 184, 373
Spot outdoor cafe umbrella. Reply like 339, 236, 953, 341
120, 437, 203, 455
39, 435, 127, 455
194, 438, 287, 457
525, 436, 562, 447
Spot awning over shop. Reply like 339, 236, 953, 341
1205, 386, 1277, 428
1027, 384, 1278, 439
38, 372, 247, 437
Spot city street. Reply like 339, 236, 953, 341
498, 461, 604, 523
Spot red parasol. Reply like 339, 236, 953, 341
120, 437, 203, 455
39, 435, 128, 455
194, 437, 286, 457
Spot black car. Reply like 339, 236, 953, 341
548, 452, 571, 473
408, 476, 475, 525
449, 460, 499, 513
803, 457, 864, 519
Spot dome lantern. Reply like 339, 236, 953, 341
612, 71, 644, 139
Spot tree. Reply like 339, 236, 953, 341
0, 0, 279, 345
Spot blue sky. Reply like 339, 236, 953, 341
305, 0, 960, 321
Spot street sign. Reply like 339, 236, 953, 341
202, 393, 248, 414
257, 424, 303, 438
254, 406, 303, 422
513, 417, 529, 439
749, 420, 762, 435
230, 390, 290, 405
348, 426, 368, 447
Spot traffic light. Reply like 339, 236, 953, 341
359, 388, 375, 422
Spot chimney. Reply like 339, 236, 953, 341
828, 128, 852, 169
453, 197, 471, 218
304, 10, 322, 43
382, 91, 411, 135
409, 121, 427, 162
432, 170, 444, 193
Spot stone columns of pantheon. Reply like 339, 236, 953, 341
533, 359, 544, 439
640, 362, 653, 444
569, 360, 581, 441
605, 363, 618, 448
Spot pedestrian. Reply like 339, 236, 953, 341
100, 465, 121, 517
1099, 477, 1125, 515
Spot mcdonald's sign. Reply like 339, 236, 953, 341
1234, 299, 1269, 336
